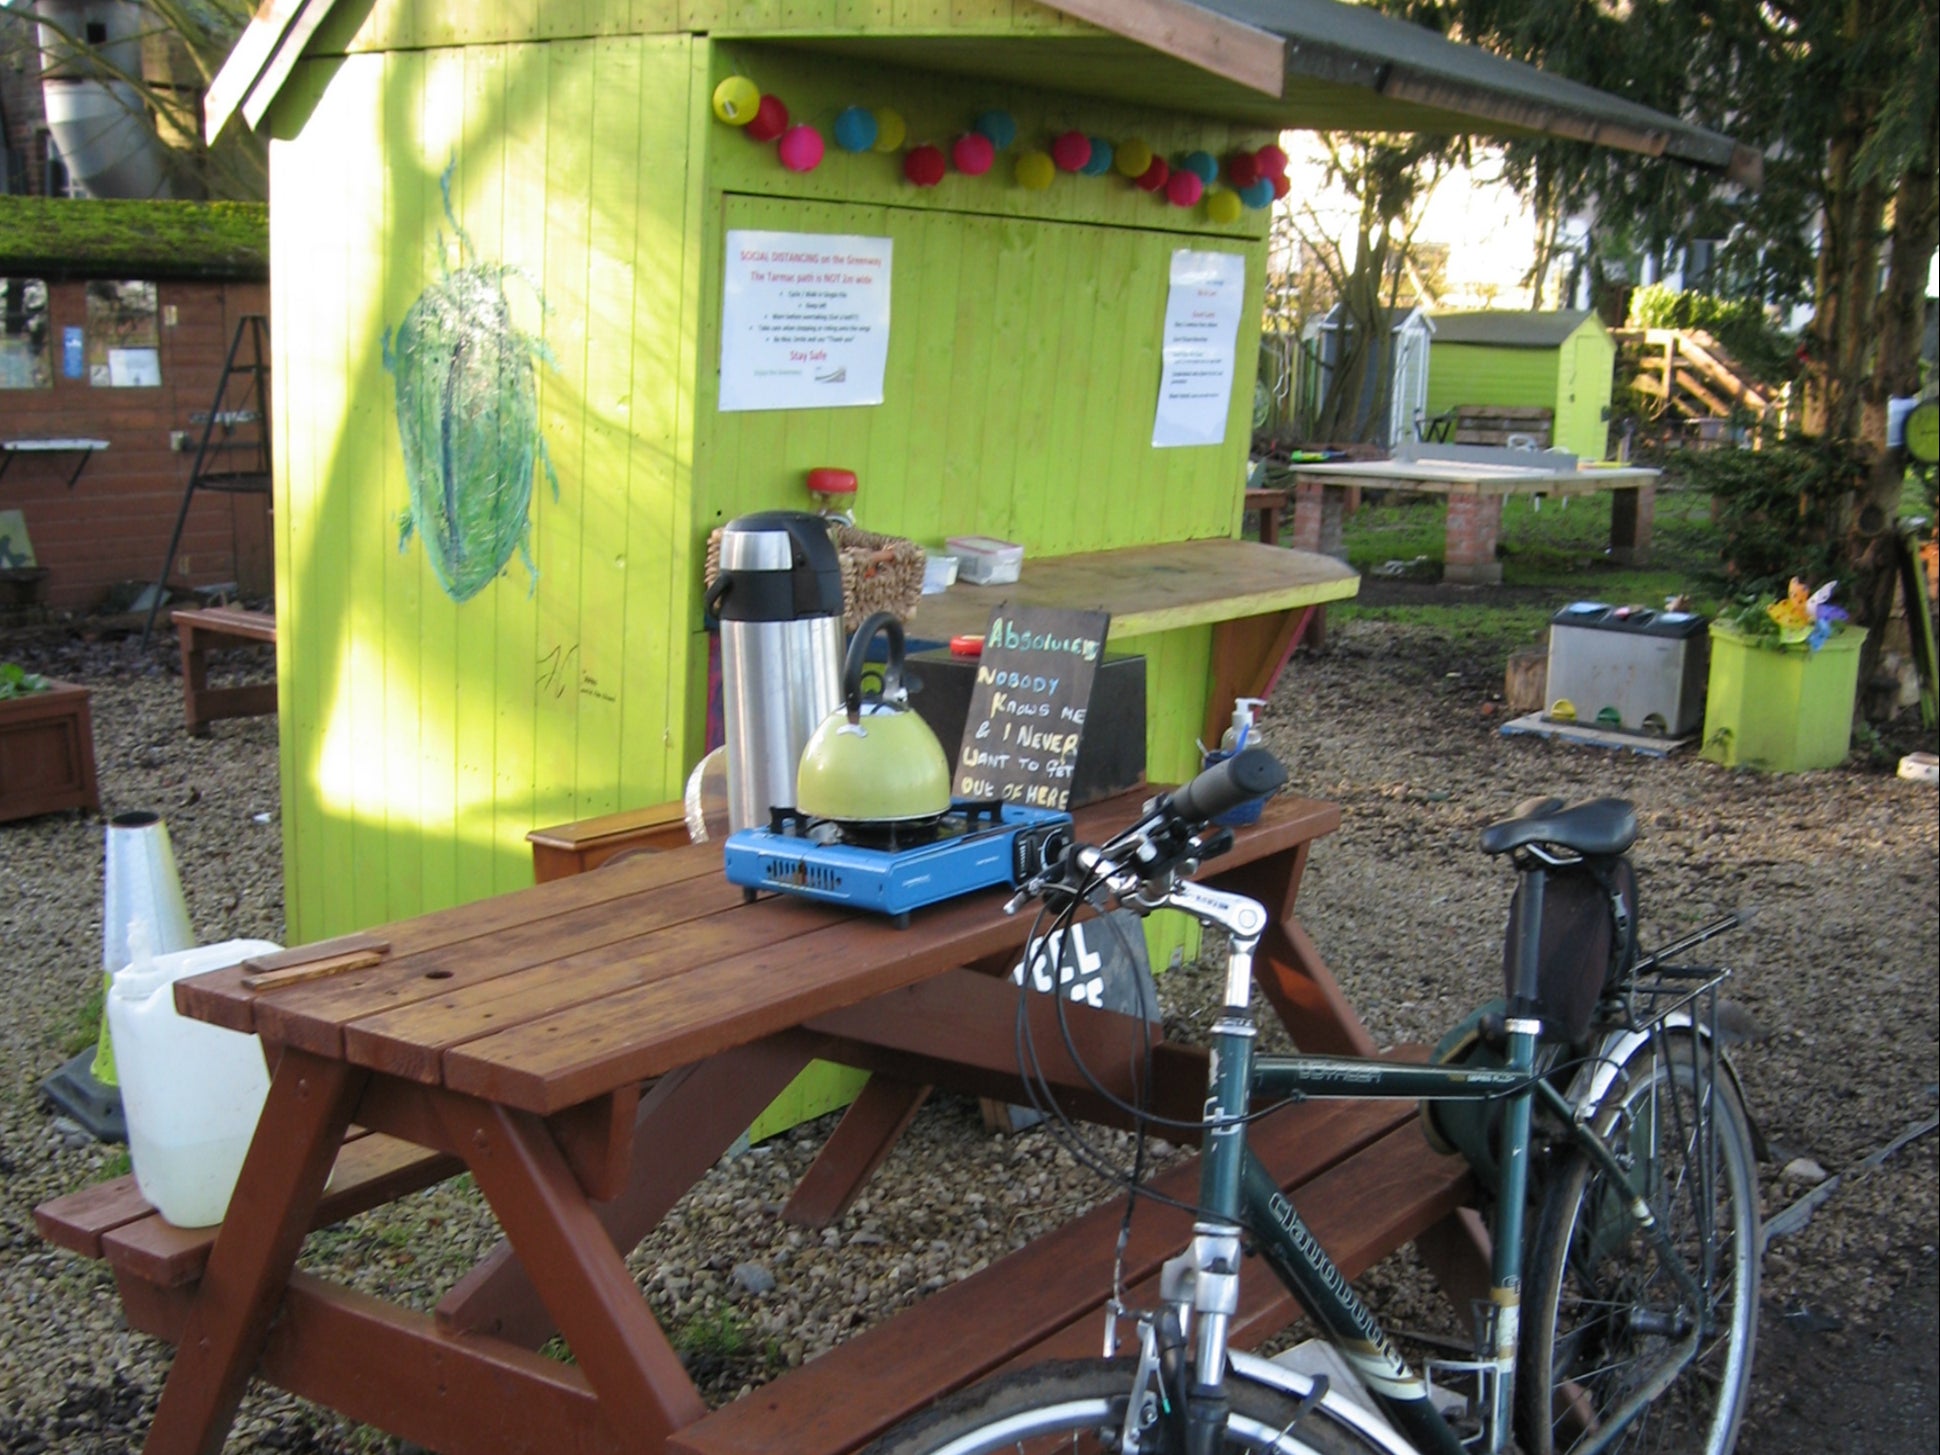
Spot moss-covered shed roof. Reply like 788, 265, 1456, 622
0, 198, 268, 282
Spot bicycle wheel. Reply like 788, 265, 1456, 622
1519, 1032, 1760, 1455
862, 1357, 1392, 1454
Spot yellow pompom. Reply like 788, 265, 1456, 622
1205, 188, 1243, 224
872, 108, 907, 153
711, 76, 760, 125
1015, 150, 1055, 190
1115, 138, 1153, 178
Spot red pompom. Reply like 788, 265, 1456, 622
1050, 130, 1092, 172
1255, 143, 1289, 180
1165, 170, 1204, 208
1270, 171, 1291, 200
745, 93, 789, 143
1135, 156, 1170, 192
904, 144, 947, 187
1226, 151, 1261, 189
951, 132, 995, 176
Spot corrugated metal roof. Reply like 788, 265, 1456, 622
1430, 310, 1603, 348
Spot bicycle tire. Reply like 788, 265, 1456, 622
860, 1357, 1394, 1454
1518, 1031, 1761, 1455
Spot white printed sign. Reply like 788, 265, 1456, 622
1152, 249, 1244, 448
719, 230, 893, 412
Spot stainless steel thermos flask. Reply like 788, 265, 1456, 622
705, 512, 845, 831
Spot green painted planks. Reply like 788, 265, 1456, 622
275, 38, 699, 941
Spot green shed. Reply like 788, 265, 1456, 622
1424, 309, 1618, 459
203, 2, 1747, 1130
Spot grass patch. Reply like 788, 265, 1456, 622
1333, 486, 1731, 668
60, 979, 105, 1060
1342, 488, 1721, 597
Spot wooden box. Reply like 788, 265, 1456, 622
0, 679, 101, 822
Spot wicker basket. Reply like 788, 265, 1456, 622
704, 523, 926, 630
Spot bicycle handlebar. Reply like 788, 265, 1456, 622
1010, 748, 1288, 915
1163, 747, 1287, 826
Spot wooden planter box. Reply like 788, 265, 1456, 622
0, 679, 101, 822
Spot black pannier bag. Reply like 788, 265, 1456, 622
1502, 855, 1639, 1044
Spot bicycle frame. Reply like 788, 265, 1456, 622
1149, 859, 1712, 1455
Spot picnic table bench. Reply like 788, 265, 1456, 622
35, 788, 1481, 1455
170, 605, 277, 735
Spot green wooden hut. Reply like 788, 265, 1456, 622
1424, 308, 1618, 459
204, 2, 1747, 1127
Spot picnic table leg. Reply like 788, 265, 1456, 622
1443, 494, 1505, 585
143, 1050, 364, 1455
1608, 480, 1656, 566
176, 620, 212, 737
782, 1075, 932, 1228
1208, 849, 1376, 1058
433, 1091, 708, 1448
437, 1035, 817, 1348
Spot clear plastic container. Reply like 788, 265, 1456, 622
106, 938, 280, 1227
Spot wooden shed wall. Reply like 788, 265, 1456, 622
270, 36, 702, 941
1425, 325, 1616, 459
2, 277, 269, 611
268, 11, 1274, 944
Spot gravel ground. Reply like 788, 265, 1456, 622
0, 618, 1934, 1453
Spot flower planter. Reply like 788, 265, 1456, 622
1701, 623, 1861, 772
0, 678, 101, 822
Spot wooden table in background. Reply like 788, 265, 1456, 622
1288, 459, 1660, 585
915, 539, 1359, 748
50, 788, 1479, 1455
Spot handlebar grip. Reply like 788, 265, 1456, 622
1166, 747, 1286, 825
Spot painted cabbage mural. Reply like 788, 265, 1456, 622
383, 161, 557, 603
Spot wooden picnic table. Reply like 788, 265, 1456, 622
1288, 457, 1660, 585
37, 787, 1481, 1455
913, 538, 1359, 746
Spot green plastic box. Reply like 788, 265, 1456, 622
1701, 623, 1861, 771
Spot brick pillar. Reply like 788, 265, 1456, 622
1290, 481, 1346, 559
1443, 494, 1504, 584
1609, 481, 1656, 566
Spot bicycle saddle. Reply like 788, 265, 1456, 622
1480, 797, 1637, 859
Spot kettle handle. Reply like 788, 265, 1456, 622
844, 610, 906, 721
703, 573, 730, 618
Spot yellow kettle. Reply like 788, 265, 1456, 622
796, 612, 952, 822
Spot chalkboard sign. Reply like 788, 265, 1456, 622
953, 607, 1111, 812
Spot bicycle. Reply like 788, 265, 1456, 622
864, 748, 1761, 1455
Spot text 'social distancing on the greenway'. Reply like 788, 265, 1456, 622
954, 608, 1112, 811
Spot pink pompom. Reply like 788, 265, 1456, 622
778, 125, 825, 172
951, 132, 995, 176
1050, 130, 1092, 172
1166, 170, 1204, 208
1255, 143, 1289, 180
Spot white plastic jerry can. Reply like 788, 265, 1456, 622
105, 938, 281, 1228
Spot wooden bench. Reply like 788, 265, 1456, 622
1448, 405, 1554, 448
671, 1085, 1471, 1455
171, 606, 277, 736
528, 800, 693, 881
39, 1087, 1470, 1455
1243, 485, 1289, 546
35, 1128, 462, 1333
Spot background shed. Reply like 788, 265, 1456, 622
1297, 303, 1433, 447
1424, 308, 1616, 459
0, 198, 269, 612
